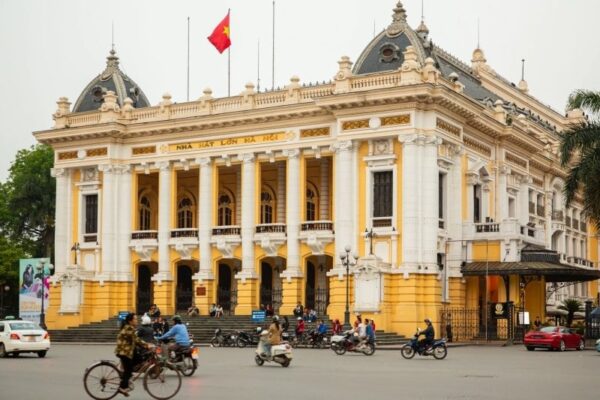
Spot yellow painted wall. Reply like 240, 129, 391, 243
472, 241, 501, 262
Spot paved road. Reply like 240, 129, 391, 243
0, 344, 597, 400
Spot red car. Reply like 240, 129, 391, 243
524, 326, 584, 351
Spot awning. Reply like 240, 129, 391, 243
461, 261, 600, 282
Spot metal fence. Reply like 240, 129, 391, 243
440, 303, 518, 342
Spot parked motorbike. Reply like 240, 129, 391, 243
307, 329, 328, 348
210, 328, 237, 347
156, 334, 198, 376
330, 330, 375, 356
400, 329, 447, 360
236, 327, 262, 348
254, 330, 293, 367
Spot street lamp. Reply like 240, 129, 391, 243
36, 260, 54, 330
339, 245, 359, 331
0, 284, 10, 318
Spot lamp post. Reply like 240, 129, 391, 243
339, 245, 358, 331
364, 228, 376, 256
36, 260, 54, 330
0, 284, 10, 318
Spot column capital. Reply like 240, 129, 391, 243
497, 163, 511, 176
114, 164, 132, 175
329, 140, 353, 153
237, 153, 255, 164
98, 164, 116, 174
448, 144, 464, 157
282, 148, 301, 159
155, 161, 171, 172
50, 167, 67, 178
195, 157, 212, 167
466, 171, 480, 186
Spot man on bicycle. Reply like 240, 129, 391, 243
156, 315, 190, 354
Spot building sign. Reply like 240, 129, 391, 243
19, 258, 51, 325
196, 286, 206, 296
491, 302, 509, 319
251, 310, 266, 322
168, 131, 292, 152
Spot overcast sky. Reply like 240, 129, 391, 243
0, 0, 598, 181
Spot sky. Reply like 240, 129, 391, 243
0, 0, 598, 181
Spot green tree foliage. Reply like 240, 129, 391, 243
560, 90, 600, 227
0, 144, 55, 257
557, 298, 583, 327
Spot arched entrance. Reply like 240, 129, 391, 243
260, 262, 273, 309
305, 261, 316, 310
217, 263, 235, 313
176, 264, 194, 311
305, 255, 333, 316
136, 263, 156, 315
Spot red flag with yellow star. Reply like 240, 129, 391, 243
207, 11, 231, 53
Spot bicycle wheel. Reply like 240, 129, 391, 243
143, 363, 182, 400
83, 361, 121, 400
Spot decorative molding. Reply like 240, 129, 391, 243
300, 127, 330, 139
436, 118, 461, 137
282, 148, 301, 159
237, 153, 255, 163
342, 119, 369, 131
132, 145, 156, 156
505, 152, 527, 169
330, 140, 353, 153
463, 136, 492, 157
58, 151, 78, 160
532, 176, 544, 188
381, 114, 410, 126
86, 147, 108, 157
50, 168, 67, 178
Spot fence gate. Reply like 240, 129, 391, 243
440, 303, 517, 342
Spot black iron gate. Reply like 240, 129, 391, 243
272, 288, 282, 314
176, 289, 193, 312
585, 300, 600, 340
440, 302, 517, 342
315, 288, 329, 316
136, 290, 152, 315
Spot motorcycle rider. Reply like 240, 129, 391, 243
157, 315, 191, 354
418, 318, 435, 353
136, 314, 155, 343
263, 316, 282, 356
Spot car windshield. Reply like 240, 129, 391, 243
9, 322, 40, 330
539, 327, 557, 333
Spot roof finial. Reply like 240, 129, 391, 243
518, 58, 529, 93
111, 21, 115, 52
477, 18, 480, 49
387, 1, 408, 36
521, 58, 525, 81
416, 0, 429, 38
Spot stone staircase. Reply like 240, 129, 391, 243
49, 315, 406, 345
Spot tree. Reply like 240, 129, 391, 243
0, 144, 55, 258
557, 298, 583, 327
559, 90, 600, 227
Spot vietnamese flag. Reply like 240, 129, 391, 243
207, 11, 231, 53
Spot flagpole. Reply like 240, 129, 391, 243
272, 1, 275, 90
228, 9, 231, 97
187, 16, 190, 102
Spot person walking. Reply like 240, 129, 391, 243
115, 313, 152, 397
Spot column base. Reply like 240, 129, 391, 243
234, 278, 258, 315
153, 280, 175, 316
279, 277, 303, 315
193, 280, 215, 316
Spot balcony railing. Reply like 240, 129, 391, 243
83, 233, 98, 243
372, 217, 393, 228
551, 210, 564, 221
572, 219, 579, 230
536, 205, 545, 217
565, 216, 571, 227
520, 225, 536, 238
439, 219, 445, 229
301, 221, 334, 232
475, 222, 500, 233
255, 223, 286, 234
212, 226, 241, 236
170, 228, 198, 238
529, 202, 535, 214
131, 230, 158, 240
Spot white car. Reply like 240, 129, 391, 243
0, 320, 51, 358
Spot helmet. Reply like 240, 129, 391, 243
297, 317, 302, 321
272, 315, 279, 322
424, 318, 432, 324
172, 315, 182, 324
141, 314, 151, 325
256, 326, 262, 334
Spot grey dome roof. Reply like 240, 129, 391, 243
72, 49, 150, 113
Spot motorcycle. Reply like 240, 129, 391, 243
400, 329, 447, 360
236, 327, 262, 348
210, 328, 237, 347
307, 329, 328, 349
254, 330, 293, 368
156, 334, 198, 376
330, 330, 375, 356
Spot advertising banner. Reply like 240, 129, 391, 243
19, 258, 51, 324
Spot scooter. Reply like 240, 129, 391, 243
210, 328, 237, 347
254, 330, 293, 368
157, 334, 198, 376
330, 330, 375, 356
400, 329, 447, 360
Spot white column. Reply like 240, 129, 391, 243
399, 135, 419, 269
156, 161, 172, 281
422, 136, 441, 269
518, 176, 532, 226
116, 165, 133, 280
99, 164, 116, 278
238, 153, 257, 278
320, 158, 330, 220
276, 161, 286, 224
447, 146, 464, 275
466, 179, 476, 222
496, 165, 509, 222
196, 157, 214, 280
235, 169, 242, 224
51, 168, 70, 274
481, 183, 490, 221
332, 141, 355, 268
283, 149, 301, 278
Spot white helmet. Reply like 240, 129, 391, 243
141, 314, 152, 325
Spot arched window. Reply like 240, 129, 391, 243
218, 193, 233, 226
139, 196, 152, 231
306, 183, 319, 221
260, 188, 275, 224
177, 197, 194, 228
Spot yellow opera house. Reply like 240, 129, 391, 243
35, 2, 600, 339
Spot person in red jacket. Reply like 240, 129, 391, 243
295, 317, 305, 341
332, 319, 342, 335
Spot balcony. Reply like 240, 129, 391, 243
212, 226, 241, 236
529, 202, 535, 214
254, 224, 286, 257
551, 210, 564, 221
210, 226, 241, 259
462, 219, 545, 246
536, 205, 545, 217
372, 217, 393, 228
129, 230, 158, 261
131, 230, 158, 240
475, 222, 500, 233
170, 228, 198, 238
299, 220, 334, 255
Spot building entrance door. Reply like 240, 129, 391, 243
260, 262, 273, 308
305, 261, 316, 310
217, 264, 233, 312
137, 264, 154, 315
176, 265, 193, 311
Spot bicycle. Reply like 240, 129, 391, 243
83, 347, 182, 400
